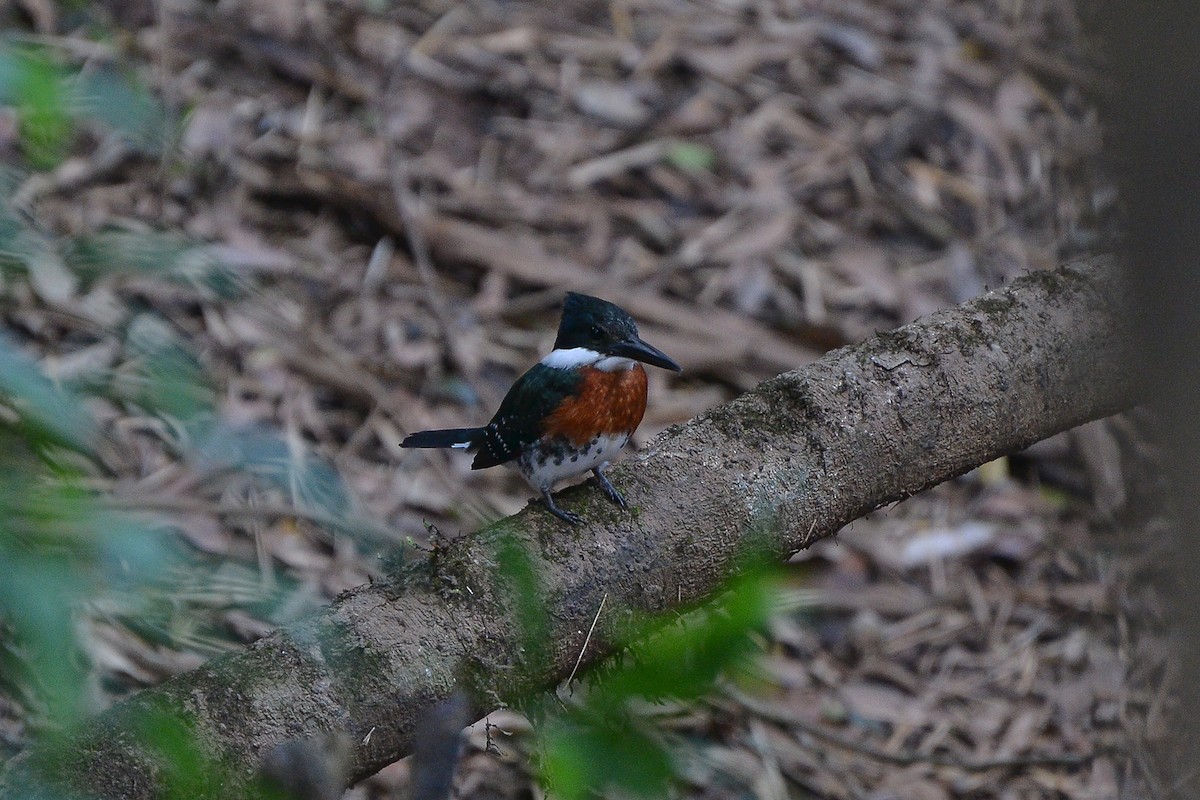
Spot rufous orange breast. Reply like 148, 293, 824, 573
542, 364, 648, 445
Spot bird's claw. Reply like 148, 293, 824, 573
541, 490, 583, 525
593, 468, 627, 509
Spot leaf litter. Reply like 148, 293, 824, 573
0, 0, 1176, 798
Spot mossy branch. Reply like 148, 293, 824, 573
1, 258, 1136, 799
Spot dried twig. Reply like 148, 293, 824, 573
566, 593, 607, 687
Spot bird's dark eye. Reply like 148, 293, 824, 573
590, 324, 605, 339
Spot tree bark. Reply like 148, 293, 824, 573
2, 258, 1137, 799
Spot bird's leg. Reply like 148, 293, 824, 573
592, 465, 627, 509
541, 488, 582, 525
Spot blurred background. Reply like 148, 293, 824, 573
0, 0, 1171, 798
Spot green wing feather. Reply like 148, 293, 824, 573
471, 364, 582, 469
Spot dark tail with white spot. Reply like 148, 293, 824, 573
400, 428, 481, 450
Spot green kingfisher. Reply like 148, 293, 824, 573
401, 293, 682, 524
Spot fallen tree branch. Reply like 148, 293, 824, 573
1, 258, 1136, 799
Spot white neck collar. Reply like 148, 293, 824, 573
540, 347, 637, 372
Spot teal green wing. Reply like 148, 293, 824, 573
471, 364, 583, 469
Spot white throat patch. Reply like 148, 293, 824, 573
540, 348, 637, 372
594, 356, 638, 372
540, 347, 600, 369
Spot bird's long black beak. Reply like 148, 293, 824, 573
610, 336, 682, 372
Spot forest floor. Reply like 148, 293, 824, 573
0, 0, 1181, 797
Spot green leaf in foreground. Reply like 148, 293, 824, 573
119, 313, 215, 423
73, 64, 170, 154
63, 231, 207, 279
0, 336, 97, 452
0, 44, 172, 168
537, 567, 781, 800
7, 50, 72, 169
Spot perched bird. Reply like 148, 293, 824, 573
401, 293, 681, 524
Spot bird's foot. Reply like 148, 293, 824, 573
592, 467, 627, 509
541, 489, 583, 525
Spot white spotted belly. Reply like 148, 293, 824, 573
513, 433, 630, 491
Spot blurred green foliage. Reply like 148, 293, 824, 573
530, 563, 782, 800
0, 338, 96, 451
0, 206, 241, 302
4, 51, 70, 170
0, 336, 174, 726
0, 42, 168, 167
73, 64, 171, 155
0, 37, 331, 798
